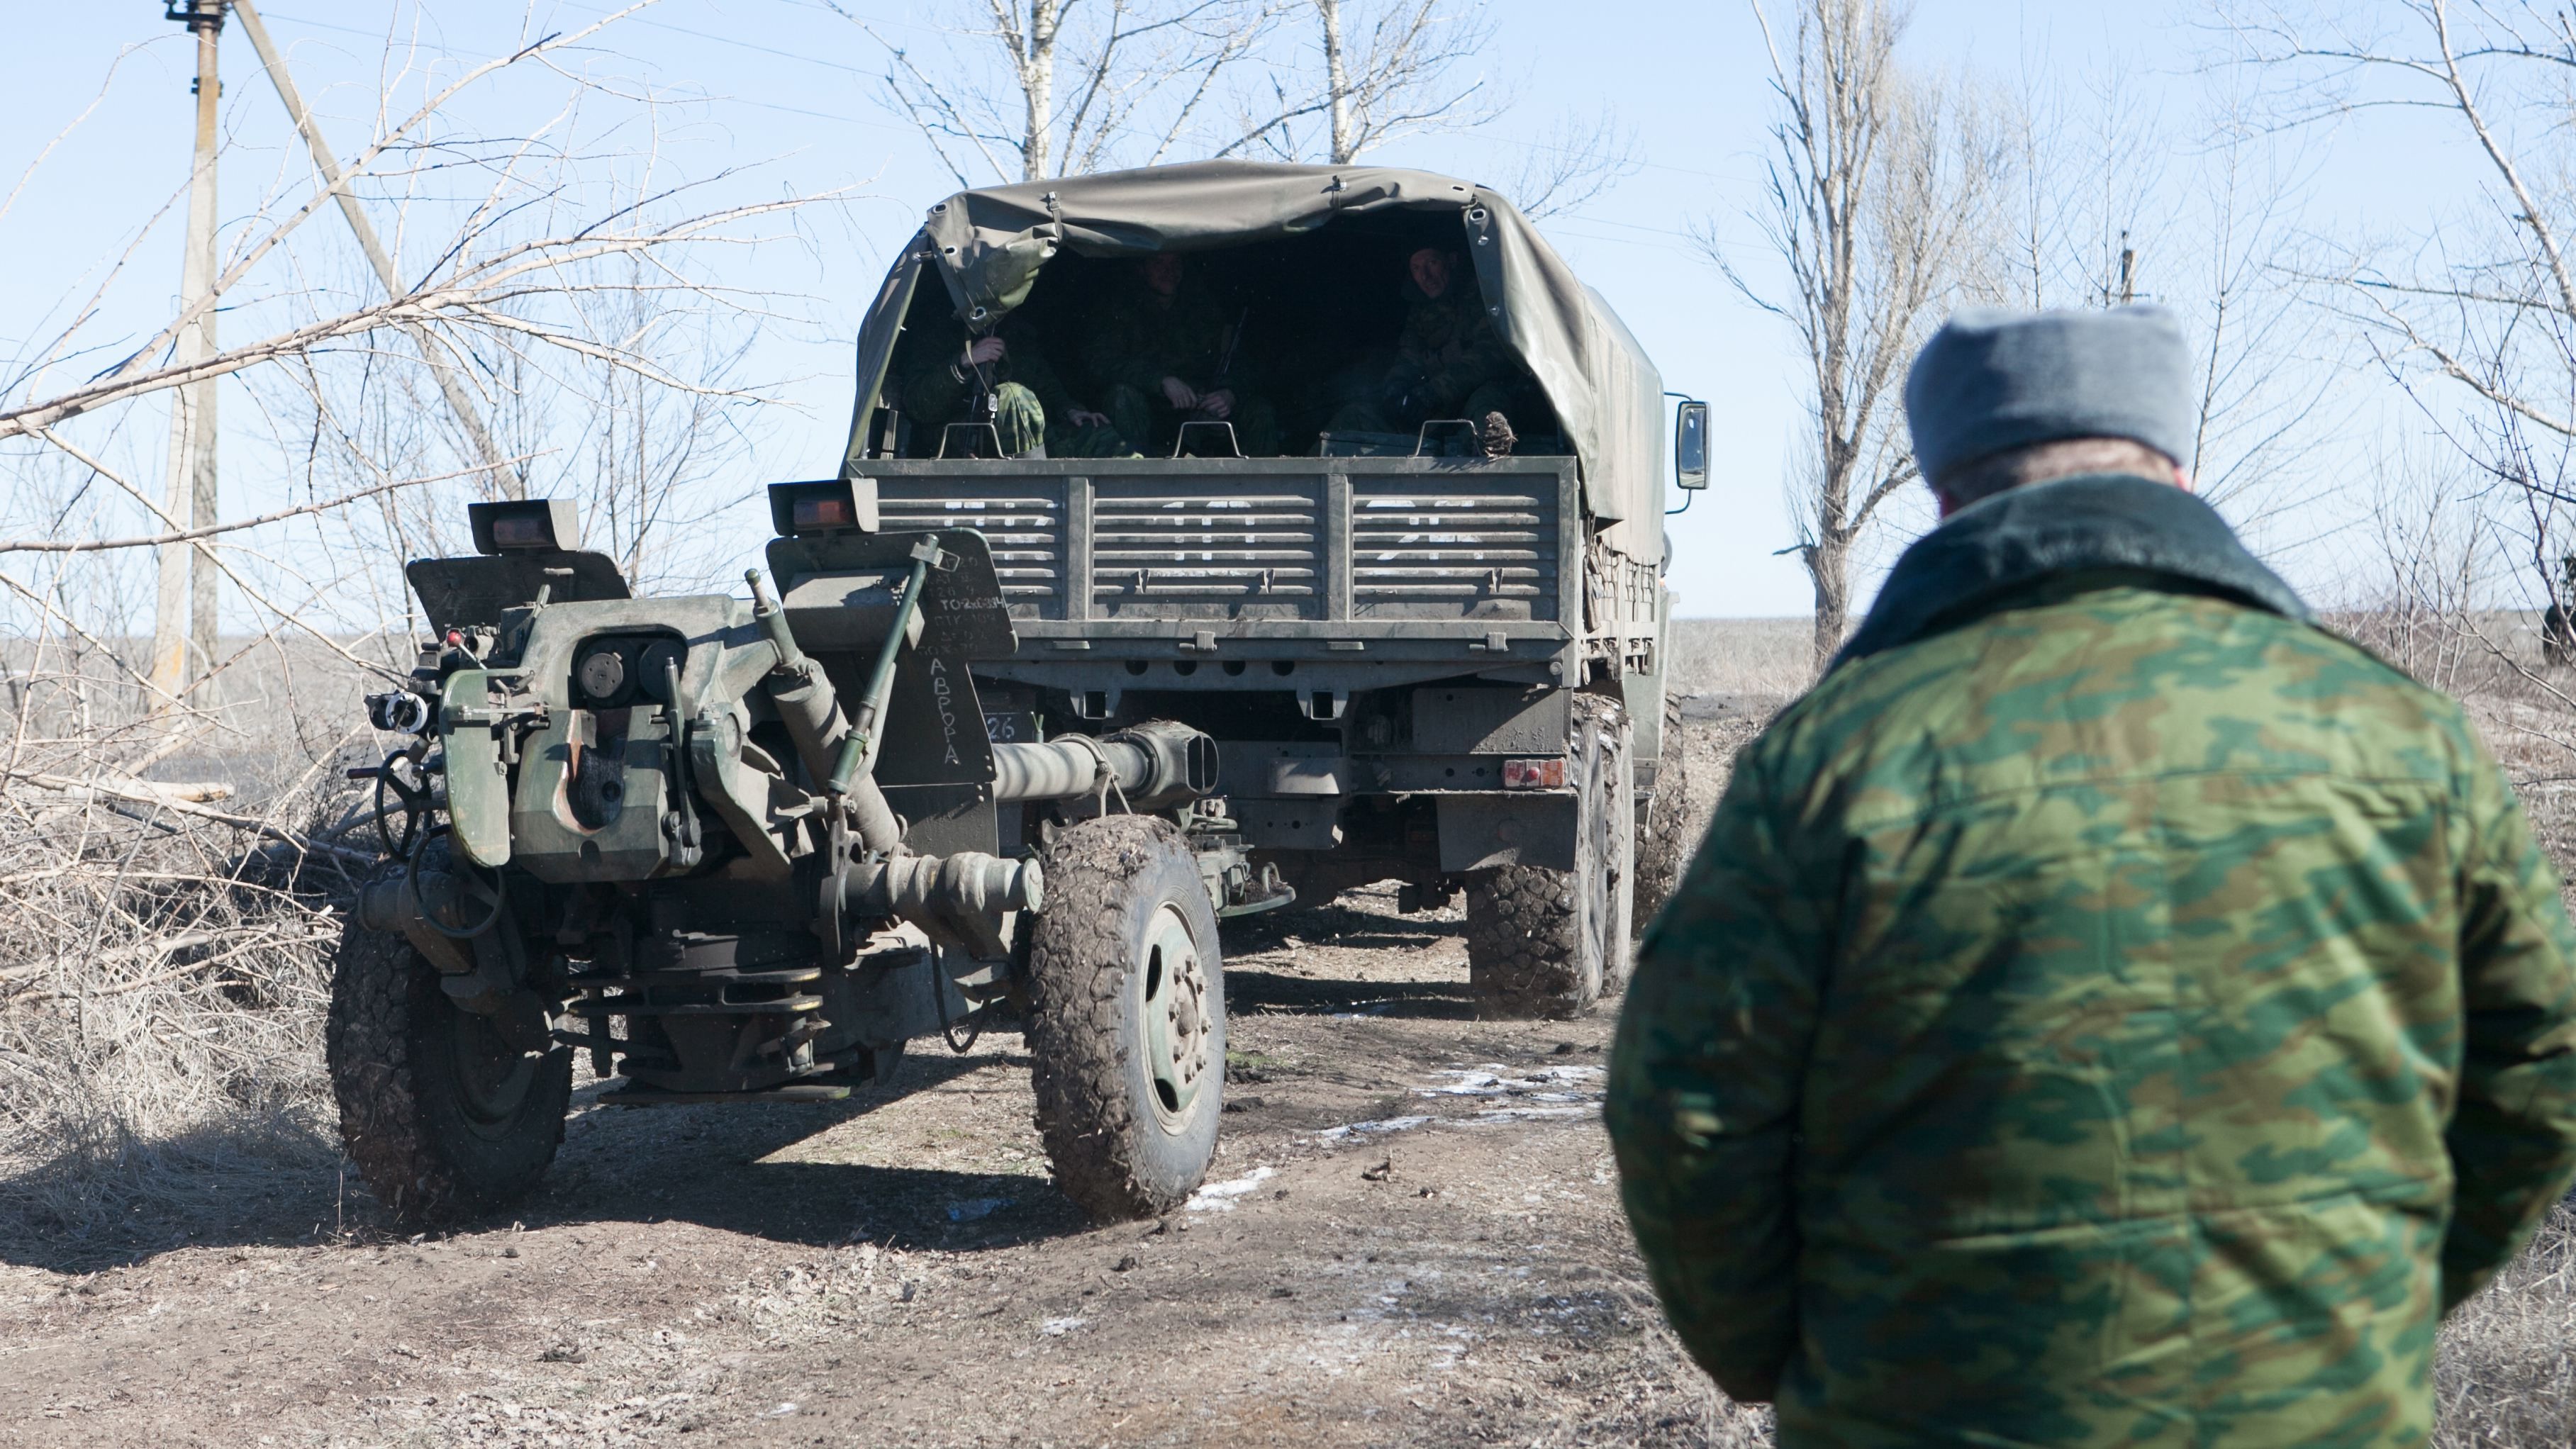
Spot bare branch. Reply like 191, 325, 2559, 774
1498, 107, 1641, 220
842, 0, 1273, 184
0, 457, 536, 556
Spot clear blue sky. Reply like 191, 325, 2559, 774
0, 1, 2479, 617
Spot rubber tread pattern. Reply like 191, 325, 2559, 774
1464, 693, 1622, 1019
1025, 815, 1224, 1220
325, 922, 568, 1226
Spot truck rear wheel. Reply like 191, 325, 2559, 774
1027, 815, 1225, 1220
325, 923, 571, 1226
1630, 693, 1695, 941
1465, 695, 1632, 1017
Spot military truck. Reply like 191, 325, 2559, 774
843, 162, 1709, 1017
325, 162, 1703, 1226
333, 496, 1242, 1224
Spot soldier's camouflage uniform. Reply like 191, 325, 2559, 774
1607, 473, 2576, 1448
1082, 272, 1277, 456
896, 324, 1131, 459
1330, 272, 1524, 435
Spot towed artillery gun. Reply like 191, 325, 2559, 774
333, 489, 1275, 1225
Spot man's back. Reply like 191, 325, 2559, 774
1613, 566, 2576, 1447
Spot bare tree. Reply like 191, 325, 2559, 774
1997, 43, 2336, 542
0, 2, 823, 708
1994, 51, 2169, 314
0, 3, 830, 1228
1225, 0, 1498, 164
1496, 106, 1642, 221
2173, 81, 2342, 539
841, 0, 1269, 185
1712, 0, 2005, 671
2331, 442, 2499, 695
2226, 1, 2576, 636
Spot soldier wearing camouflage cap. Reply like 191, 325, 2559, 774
1607, 305, 2576, 1447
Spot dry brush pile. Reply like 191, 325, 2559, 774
0, 646, 387, 1265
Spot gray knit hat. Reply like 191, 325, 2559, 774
1904, 306, 2196, 486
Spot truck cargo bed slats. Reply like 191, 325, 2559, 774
1093, 483, 1322, 617
874, 489, 1065, 615
864, 459, 1573, 627
1351, 482, 1558, 611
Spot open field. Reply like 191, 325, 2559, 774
0, 620, 2568, 1445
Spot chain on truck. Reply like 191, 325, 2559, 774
325, 161, 1710, 1227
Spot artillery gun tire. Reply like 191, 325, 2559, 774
1629, 693, 1695, 943
1027, 816, 1225, 1221
1465, 695, 1632, 1017
325, 922, 571, 1226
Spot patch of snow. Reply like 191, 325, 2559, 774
1420, 1064, 1605, 1099
1463, 1104, 1598, 1124
1313, 1115, 1432, 1143
1186, 1165, 1277, 1211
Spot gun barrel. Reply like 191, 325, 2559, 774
747, 566, 905, 853
989, 722, 1217, 807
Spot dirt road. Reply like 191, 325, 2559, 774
0, 720, 1771, 1449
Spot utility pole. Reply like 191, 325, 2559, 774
230, 0, 525, 499
2117, 232, 2137, 307
150, 0, 226, 710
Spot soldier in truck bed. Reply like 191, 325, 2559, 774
893, 320, 1133, 459
1083, 253, 1279, 456
1329, 246, 1527, 438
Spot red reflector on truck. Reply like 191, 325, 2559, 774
793, 496, 856, 529
1502, 758, 1563, 789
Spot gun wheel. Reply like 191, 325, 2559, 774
1464, 693, 1633, 1018
325, 922, 569, 1226
1027, 815, 1225, 1221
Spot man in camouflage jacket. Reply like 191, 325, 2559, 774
893, 319, 1131, 459
1329, 246, 1526, 438
1607, 306, 2576, 1448
1082, 252, 1277, 455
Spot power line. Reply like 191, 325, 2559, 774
254, 5, 920, 139
262, 3, 1758, 196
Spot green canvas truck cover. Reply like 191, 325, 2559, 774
838, 161, 1666, 531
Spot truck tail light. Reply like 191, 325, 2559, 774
793, 495, 856, 529
1502, 758, 1564, 790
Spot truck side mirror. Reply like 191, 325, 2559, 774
1673, 401, 1709, 491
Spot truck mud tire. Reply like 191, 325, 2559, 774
1465, 695, 1633, 1017
325, 923, 571, 1226
1629, 693, 1695, 942
1026, 815, 1226, 1221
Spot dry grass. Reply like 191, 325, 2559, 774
2444, 685, 2576, 1446
2440, 1208, 2576, 1447
0, 644, 382, 1265
1666, 617, 1816, 699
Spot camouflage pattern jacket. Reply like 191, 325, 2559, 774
1389, 278, 1512, 414
1607, 474, 2576, 1448
1080, 279, 1241, 400
894, 321, 1079, 430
